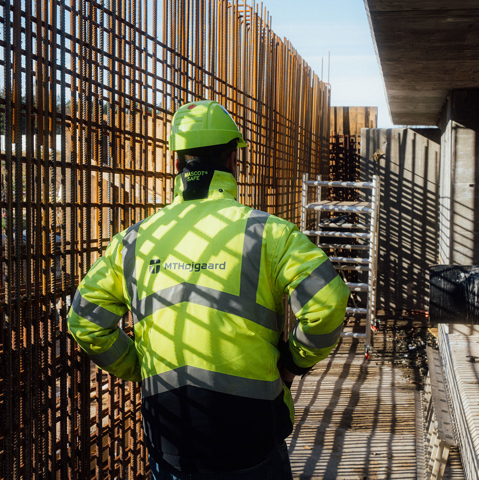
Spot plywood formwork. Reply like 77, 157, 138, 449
329, 107, 377, 202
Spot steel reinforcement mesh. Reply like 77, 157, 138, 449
0, 0, 330, 478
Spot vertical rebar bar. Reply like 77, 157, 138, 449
3, 1, 14, 476
59, 0, 69, 476
97, 0, 106, 476
33, 0, 44, 474
23, 0, 34, 475
69, 1, 80, 476
12, 0, 23, 475
48, 0, 58, 471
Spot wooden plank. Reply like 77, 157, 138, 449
356, 107, 366, 132
364, 108, 371, 128
336, 107, 344, 136
438, 326, 478, 480
342, 106, 350, 136
415, 390, 427, 480
369, 107, 378, 128
349, 107, 358, 136
426, 347, 456, 446
330, 106, 337, 136
288, 341, 419, 479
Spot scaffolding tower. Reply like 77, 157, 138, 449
301, 174, 380, 357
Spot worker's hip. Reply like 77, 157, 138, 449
149, 442, 293, 480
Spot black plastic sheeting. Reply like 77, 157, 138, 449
430, 265, 479, 325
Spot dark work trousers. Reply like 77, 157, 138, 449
149, 442, 294, 480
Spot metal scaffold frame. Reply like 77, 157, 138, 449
301, 173, 380, 356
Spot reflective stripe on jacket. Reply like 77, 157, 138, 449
67, 169, 349, 471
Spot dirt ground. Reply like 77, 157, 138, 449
369, 313, 438, 385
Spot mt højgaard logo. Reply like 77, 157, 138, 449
149, 259, 161, 274
149, 258, 226, 274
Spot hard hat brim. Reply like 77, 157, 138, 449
169, 130, 247, 152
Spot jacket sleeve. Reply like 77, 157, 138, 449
67, 234, 141, 382
273, 222, 350, 374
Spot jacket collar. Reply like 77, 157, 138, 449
173, 170, 238, 203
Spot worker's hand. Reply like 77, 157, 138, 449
280, 367, 296, 383
278, 360, 296, 389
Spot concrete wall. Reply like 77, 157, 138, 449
438, 89, 479, 265
360, 128, 441, 313
438, 89, 479, 334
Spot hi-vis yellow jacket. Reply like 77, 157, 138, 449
68, 168, 349, 472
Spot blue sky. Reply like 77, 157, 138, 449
266, 0, 394, 128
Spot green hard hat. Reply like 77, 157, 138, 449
168, 100, 247, 152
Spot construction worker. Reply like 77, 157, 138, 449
68, 100, 350, 479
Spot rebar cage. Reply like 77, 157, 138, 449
0, 0, 330, 478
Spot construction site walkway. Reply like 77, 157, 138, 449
287, 317, 465, 480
